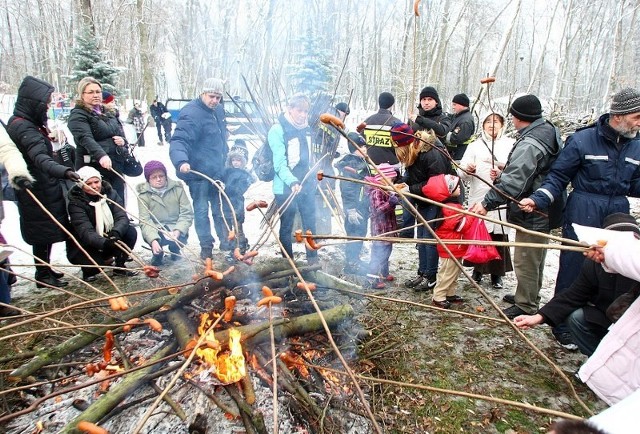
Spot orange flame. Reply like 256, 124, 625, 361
195, 313, 246, 383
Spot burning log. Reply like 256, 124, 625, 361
9, 259, 313, 381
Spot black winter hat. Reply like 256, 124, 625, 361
509, 95, 543, 122
335, 102, 350, 115
347, 132, 367, 153
378, 92, 395, 109
452, 93, 470, 107
602, 213, 640, 237
419, 86, 440, 104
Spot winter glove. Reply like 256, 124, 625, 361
388, 194, 400, 207
14, 176, 33, 190
107, 230, 122, 242
65, 170, 81, 182
103, 237, 117, 251
346, 209, 363, 225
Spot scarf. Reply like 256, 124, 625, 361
89, 197, 114, 236
150, 186, 168, 197
284, 111, 309, 130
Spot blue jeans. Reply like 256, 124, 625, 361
0, 262, 12, 304
416, 205, 439, 277
369, 241, 392, 276
275, 188, 317, 259
567, 308, 608, 356
399, 197, 417, 238
344, 211, 368, 262
187, 180, 228, 249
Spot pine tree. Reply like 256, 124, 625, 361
65, 30, 122, 95
287, 32, 334, 96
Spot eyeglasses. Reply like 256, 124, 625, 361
83, 90, 101, 95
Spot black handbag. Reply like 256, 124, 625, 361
116, 144, 143, 177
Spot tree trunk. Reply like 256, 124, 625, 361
526, 0, 560, 95
75, 0, 95, 36
137, 0, 155, 102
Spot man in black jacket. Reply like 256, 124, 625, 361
150, 99, 171, 145
409, 86, 451, 141
446, 93, 475, 161
362, 92, 402, 165
513, 213, 640, 355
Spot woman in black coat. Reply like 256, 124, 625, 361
66, 166, 138, 281
67, 77, 129, 205
5, 76, 80, 288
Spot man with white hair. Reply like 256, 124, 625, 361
170, 78, 230, 259
519, 87, 640, 349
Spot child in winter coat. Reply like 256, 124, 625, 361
421, 174, 476, 309
222, 143, 254, 254
365, 163, 400, 289
334, 132, 372, 274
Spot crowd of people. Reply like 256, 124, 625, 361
0, 72, 639, 432
1, 74, 640, 382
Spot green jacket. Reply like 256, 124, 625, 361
136, 179, 193, 245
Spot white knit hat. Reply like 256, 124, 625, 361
76, 166, 102, 185
201, 78, 224, 94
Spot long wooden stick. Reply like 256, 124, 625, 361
307, 363, 584, 421
321, 118, 594, 416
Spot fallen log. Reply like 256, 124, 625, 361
60, 342, 178, 434
225, 383, 267, 434
8, 293, 178, 381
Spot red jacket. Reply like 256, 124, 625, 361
422, 174, 476, 258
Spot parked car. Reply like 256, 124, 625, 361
165, 98, 190, 123
165, 97, 266, 136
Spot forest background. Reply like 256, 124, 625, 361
1, 0, 638, 117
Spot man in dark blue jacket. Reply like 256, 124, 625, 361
519, 88, 640, 348
170, 78, 230, 259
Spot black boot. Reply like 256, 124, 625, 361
35, 269, 69, 288
472, 270, 483, 284
33, 244, 68, 288
50, 268, 64, 279
491, 275, 503, 289
150, 252, 164, 266
113, 255, 139, 277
